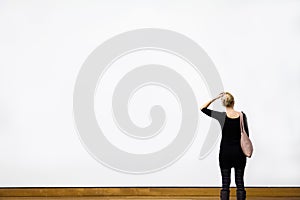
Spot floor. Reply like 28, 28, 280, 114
1, 197, 300, 200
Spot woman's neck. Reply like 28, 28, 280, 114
225, 106, 235, 112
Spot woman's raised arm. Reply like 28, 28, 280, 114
200, 92, 224, 110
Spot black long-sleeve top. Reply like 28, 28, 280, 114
200, 107, 249, 169
201, 107, 249, 138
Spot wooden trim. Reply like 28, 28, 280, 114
0, 187, 300, 197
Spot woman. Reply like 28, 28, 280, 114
200, 92, 249, 200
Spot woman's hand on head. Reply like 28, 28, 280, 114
215, 92, 225, 100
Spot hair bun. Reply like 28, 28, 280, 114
222, 92, 234, 107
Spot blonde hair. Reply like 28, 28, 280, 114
222, 92, 235, 107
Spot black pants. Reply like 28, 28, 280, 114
221, 167, 245, 191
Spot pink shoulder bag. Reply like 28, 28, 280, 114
239, 111, 253, 158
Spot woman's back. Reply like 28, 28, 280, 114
222, 115, 241, 146
200, 107, 249, 141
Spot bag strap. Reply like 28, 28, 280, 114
239, 111, 245, 134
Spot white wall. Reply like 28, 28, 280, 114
0, 0, 299, 187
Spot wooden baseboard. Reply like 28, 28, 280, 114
0, 187, 300, 197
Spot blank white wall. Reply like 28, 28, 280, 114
0, 0, 299, 187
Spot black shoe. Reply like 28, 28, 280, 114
236, 189, 246, 200
220, 189, 230, 200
